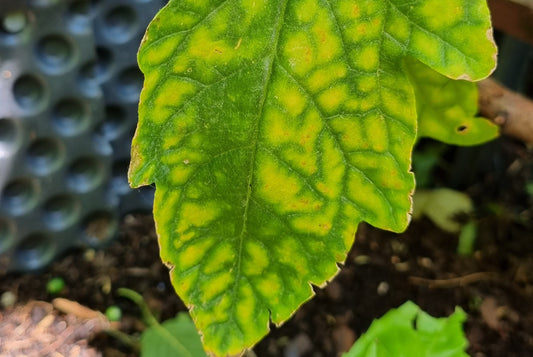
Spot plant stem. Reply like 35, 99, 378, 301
478, 78, 533, 144
105, 328, 140, 351
117, 288, 160, 327
117, 288, 197, 357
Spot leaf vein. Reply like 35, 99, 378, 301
277, 62, 398, 225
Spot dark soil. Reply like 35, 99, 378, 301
1, 138, 533, 357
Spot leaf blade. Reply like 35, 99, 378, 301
386, 0, 497, 80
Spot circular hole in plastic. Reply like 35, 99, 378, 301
13, 74, 46, 112
96, 46, 113, 74
0, 217, 15, 254
52, 98, 89, 136
103, 6, 138, 43
79, 46, 113, 85
1, 177, 40, 216
42, 194, 80, 230
67, 0, 101, 31
36, 34, 74, 70
111, 159, 131, 195
81, 210, 117, 247
0, 118, 22, 156
67, 157, 105, 193
15, 232, 56, 271
91, 130, 113, 156
32, 0, 60, 7
116, 67, 143, 101
97, 105, 128, 141
26, 137, 65, 175
68, 0, 91, 17
1, 11, 27, 34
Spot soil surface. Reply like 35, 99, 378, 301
1, 138, 533, 357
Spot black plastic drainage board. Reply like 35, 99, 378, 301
0, 0, 166, 273
2, 1, 533, 274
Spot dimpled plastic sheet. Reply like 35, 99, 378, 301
0, 0, 165, 273
85, 0, 166, 213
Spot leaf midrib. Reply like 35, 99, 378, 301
232, 0, 290, 309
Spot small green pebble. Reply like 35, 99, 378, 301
105, 305, 122, 321
46, 277, 65, 295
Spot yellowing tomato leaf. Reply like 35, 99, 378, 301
407, 59, 499, 145
129, 1, 496, 355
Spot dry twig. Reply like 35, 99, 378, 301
409, 272, 500, 289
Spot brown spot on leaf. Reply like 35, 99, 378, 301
457, 125, 468, 133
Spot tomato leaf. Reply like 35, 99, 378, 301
407, 59, 499, 145
129, 1, 496, 355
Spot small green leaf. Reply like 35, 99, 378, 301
118, 288, 208, 357
343, 301, 469, 357
412, 144, 445, 188
457, 221, 478, 255
407, 59, 499, 146
142, 313, 208, 357
129, 1, 496, 355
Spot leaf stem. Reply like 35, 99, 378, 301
117, 288, 159, 327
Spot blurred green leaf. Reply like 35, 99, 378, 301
141, 313, 208, 357
458, 221, 478, 255
526, 182, 533, 197
343, 301, 469, 357
412, 143, 446, 188
413, 188, 473, 233
118, 288, 207, 357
